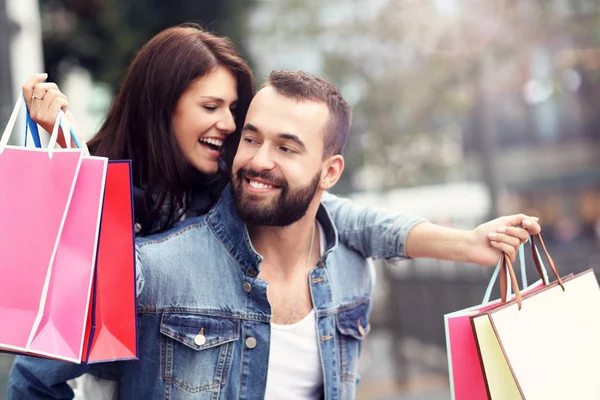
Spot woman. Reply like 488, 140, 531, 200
24, 24, 254, 237
13, 24, 539, 399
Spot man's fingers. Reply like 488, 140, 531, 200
488, 232, 521, 249
22, 73, 48, 109
522, 219, 541, 235
496, 227, 530, 243
501, 214, 542, 237
504, 214, 540, 226
490, 241, 517, 263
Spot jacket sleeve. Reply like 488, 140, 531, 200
7, 356, 98, 399
321, 192, 426, 260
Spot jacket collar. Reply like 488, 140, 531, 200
208, 185, 339, 277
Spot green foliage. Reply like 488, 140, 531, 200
40, 0, 255, 92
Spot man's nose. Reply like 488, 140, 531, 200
248, 144, 276, 172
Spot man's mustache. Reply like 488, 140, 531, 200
236, 168, 287, 188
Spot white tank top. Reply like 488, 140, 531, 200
264, 223, 326, 399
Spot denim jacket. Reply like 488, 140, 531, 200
8, 188, 424, 400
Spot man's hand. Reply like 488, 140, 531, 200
466, 214, 541, 266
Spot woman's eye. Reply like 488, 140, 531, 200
203, 106, 217, 111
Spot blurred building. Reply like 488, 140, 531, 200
0, 0, 44, 144
0, 0, 14, 128
461, 0, 600, 242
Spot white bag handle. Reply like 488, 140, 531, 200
0, 94, 70, 159
47, 109, 71, 154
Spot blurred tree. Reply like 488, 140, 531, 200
39, 0, 255, 92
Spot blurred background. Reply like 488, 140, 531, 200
2, 0, 600, 399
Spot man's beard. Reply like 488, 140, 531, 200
232, 167, 321, 227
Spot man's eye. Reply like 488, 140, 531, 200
280, 146, 294, 153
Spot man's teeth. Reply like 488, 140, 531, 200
199, 138, 223, 147
249, 180, 274, 189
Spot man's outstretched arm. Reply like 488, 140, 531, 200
405, 214, 540, 265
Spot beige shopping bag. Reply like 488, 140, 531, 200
471, 235, 600, 400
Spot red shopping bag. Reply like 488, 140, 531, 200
82, 160, 137, 363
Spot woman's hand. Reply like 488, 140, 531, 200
22, 74, 87, 151
22, 73, 69, 134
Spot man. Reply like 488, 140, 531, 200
8, 71, 539, 399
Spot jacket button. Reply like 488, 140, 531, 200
242, 282, 252, 293
245, 337, 257, 349
194, 333, 206, 346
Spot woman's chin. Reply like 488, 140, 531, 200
194, 162, 219, 175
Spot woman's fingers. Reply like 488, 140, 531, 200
22, 73, 48, 110
47, 96, 69, 122
30, 89, 68, 132
32, 82, 60, 101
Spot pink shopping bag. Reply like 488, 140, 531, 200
0, 97, 83, 352
27, 153, 108, 362
444, 246, 548, 400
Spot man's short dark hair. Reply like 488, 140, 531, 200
265, 71, 351, 157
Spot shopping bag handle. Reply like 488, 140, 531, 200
498, 233, 565, 310
47, 109, 71, 152
25, 102, 42, 148
500, 254, 522, 309
530, 234, 564, 291
482, 243, 543, 304
25, 104, 86, 151
0, 94, 69, 159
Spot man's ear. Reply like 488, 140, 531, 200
319, 155, 344, 191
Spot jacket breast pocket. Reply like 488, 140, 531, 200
160, 313, 239, 395
336, 301, 371, 383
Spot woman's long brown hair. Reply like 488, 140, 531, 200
87, 24, 255, 235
